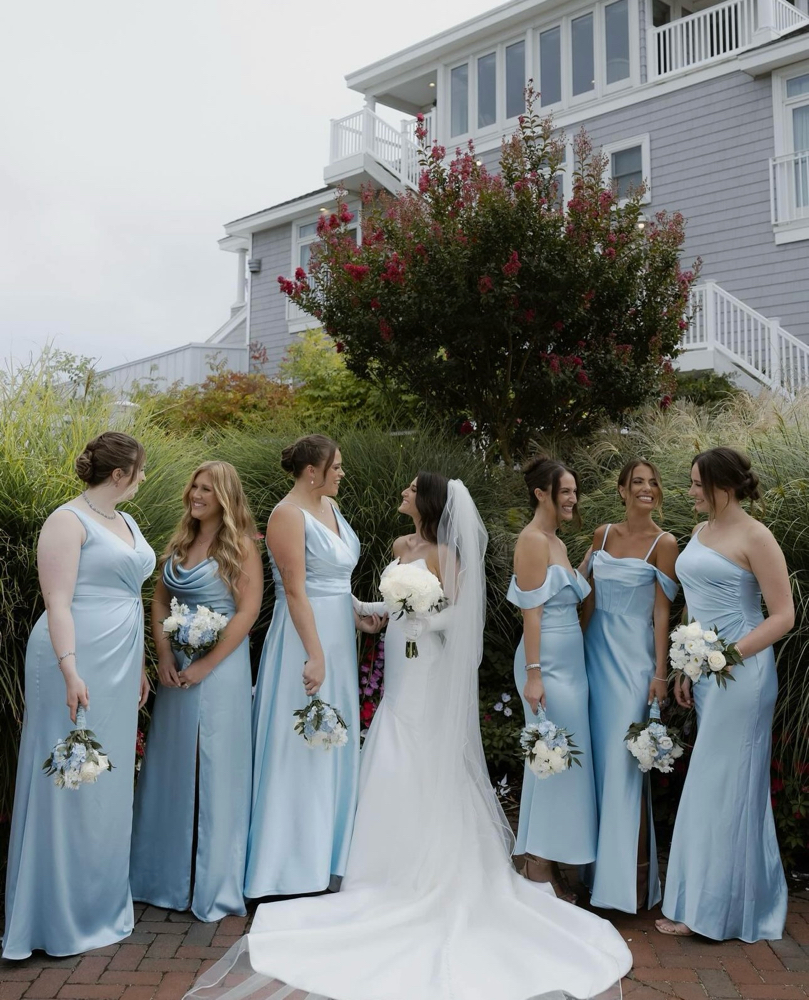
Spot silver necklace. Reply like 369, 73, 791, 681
82, 491, 117, 521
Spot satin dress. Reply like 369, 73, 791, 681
3, 505, 155, 959
244, 503, 361, 897
662, 528, 788, 941
509, 565, 598, 864
130, 558, 252, 921
584, 526, 679, 912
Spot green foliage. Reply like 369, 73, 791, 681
674, 369, 740, 407
280, 90, 699, 461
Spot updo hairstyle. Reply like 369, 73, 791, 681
522, 454, 581, 526
280, 434, 338, 480
75, 432, 145, 487
414, 470, 449, 545
692, 447, 761, 515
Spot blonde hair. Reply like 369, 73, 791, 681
162, 461, 257, 595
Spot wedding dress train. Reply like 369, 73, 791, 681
185, 483, 632, 1000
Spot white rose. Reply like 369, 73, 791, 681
670, 625, 688, 643
658, 736, 673, 750
685, 621, 703, 639
707, 651, 727, 671
702, 630, 718, 643
671, 745, 684, 758
80, 760, 102, 782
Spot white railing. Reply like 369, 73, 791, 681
770, 150, 809, 225
329, 108, 434, 191
683, 281, 809, 392
649, 0, 808, 79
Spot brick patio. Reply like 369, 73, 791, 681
1, 890, 807, 1000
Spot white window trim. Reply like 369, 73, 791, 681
771, 60, 809, 244
601, 133, 651, 203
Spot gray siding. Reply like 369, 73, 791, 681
581, 71, 809, 341
218, 315, 246, 346
248, 223, 295, 372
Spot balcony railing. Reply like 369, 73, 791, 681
770, 149, 809, 226
329, 108, 434, 191
684, 281, 809, 392
649, 0, 809, 79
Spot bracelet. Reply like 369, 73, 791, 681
525, 662, 541, 671
57, 651, 76, 666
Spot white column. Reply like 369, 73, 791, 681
754, 0, 779, 43
232, 248, 247, 314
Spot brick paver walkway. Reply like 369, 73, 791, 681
1, 891, 807, 999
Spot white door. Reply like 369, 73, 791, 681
786, 73, 809, 217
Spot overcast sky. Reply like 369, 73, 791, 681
0, 0, 497, 370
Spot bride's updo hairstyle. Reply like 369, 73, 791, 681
75, 432, 145, 487
280, 434, 338, 482
692, 446, 761, 517
415, 471, 449, 544
522, 454, 581, 527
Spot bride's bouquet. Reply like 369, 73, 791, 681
519, 708, 582, 779
379, 561, 445, 658
624, 698, 685, 773
669, 619, 742, 688
293, 696, 349, 751
42, 707, 113, 790
162, 597, 229, 660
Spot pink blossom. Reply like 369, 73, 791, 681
478, 275, 494, 294
502, 251, 521, 277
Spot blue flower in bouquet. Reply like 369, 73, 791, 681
293, 696, 349, 750
42, 707, 113, 790
624, 699, 686, 773
519, 709, 582, 779
162, 597, 229, 660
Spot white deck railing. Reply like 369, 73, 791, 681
649, 0, 808, 79
683, 281, 809, 392
770, 149, 809, 226
329, 108, 434, 191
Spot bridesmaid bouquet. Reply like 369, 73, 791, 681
624, 698, 685, 773
293, 696, 349, 750
162, 597, 229, 660
519, 709, 582, 779
378, 562, 445, 658
42, 707, 113, 790
669, 619, 743, 688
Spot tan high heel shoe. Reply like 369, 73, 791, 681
521, 855, 578, 904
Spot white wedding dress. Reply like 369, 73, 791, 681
186, 483, 632, 1000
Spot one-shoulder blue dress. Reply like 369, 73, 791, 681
584, 526, 679, 912
508, 565, 597, 864
130, 557, 252, 921
245, 504, 361, 897
3, 505, 155, 959
662, 528, 787, 941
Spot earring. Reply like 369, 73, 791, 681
310, 479, 314, 486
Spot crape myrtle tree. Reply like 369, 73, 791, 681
279, 89, 700, 463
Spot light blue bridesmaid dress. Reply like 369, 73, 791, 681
584, 525, 679, 912
508, 565, 598, 864
662, 527, 788, 941
130, 558, 252, 921
3, 505, 155, 959
244, 503, 361, 897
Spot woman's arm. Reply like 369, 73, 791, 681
649, 533, 679, 704
735, 523, 795, 660
37, 510, 87, 723
152, 574, 181, 688
514, 530, 550, 715
181, 540, 265, 686
267, 505, 325, 696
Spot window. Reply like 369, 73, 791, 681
772, 66, 809, 238
571, 14, 595, 97
297, 217, 358, 272
505, 40, 526, 119
605, 0, 630, 84
602, 135, 651, 202
451, 63, 469, 137
477, 52, 497, 128
540, 27, 562, 106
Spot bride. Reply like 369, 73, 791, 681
187, 474, 632, 1000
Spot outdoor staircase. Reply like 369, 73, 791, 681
679, 281, 809, 394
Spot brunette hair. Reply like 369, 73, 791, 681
75, 432, 145, 486
415, 470, 449, 545
161, 461, 257, 595
618, 457, 663, 511
692, 447, 761, 516
280, 434, 338, 482
522, 454, 581, 526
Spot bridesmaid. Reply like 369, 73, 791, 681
3, 432, 155, 959
245, 435, 382, 897
507, 455, 596, 903
657, 447, 793, 941
130, 461, 263, 921
580, 459, 679, 913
